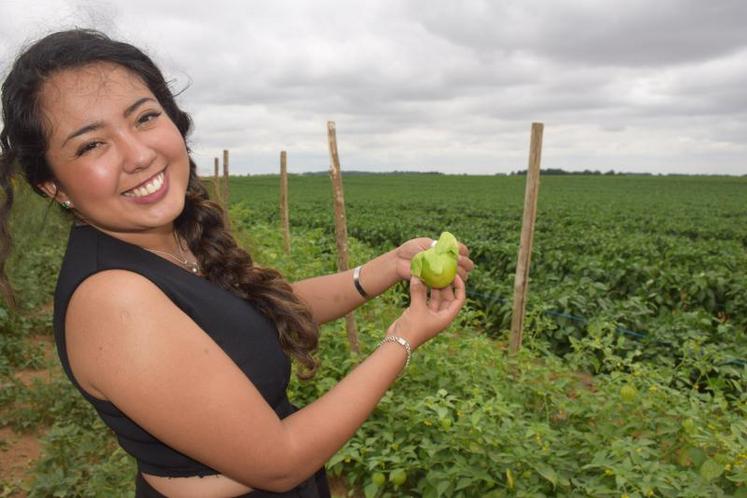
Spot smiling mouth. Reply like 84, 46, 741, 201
123, 170, 166, 198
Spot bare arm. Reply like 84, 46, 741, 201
291, 249, 399, 324
66, 270, 465, 492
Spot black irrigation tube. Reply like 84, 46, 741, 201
464, 289, 747, 368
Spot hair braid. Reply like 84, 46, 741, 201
176, 167, 320, 379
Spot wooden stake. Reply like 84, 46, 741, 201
213, 157, 222, 204
222, 149, 230, 205
327, 121, 360, 353
279, 150, 291, 254
509, 122, 544, 354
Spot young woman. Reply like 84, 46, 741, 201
0, 29, 472, 497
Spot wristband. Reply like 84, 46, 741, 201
378, 335, 412, 369
353, 265, 370, 299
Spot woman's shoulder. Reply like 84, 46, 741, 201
63, 269, 175, 400
66, 269, 174, 340
71, 268, 159, 307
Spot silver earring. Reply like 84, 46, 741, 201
62, 200, 72, 209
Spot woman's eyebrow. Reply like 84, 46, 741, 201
124, 97, 156, 118
62, 121, 103, 147
61, 97, 157, 147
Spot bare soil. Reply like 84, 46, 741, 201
0, 426, 41, 497
0, 333, 55, 497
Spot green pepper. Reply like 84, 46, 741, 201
410, 231, 459, 288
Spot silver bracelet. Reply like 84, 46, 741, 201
378, 335, 412, 369
353, 265, 370, 299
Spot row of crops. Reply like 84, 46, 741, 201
230, 173, 746, 379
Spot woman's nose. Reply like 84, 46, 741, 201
120, 131, 157, 173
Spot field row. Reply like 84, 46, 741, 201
227, 174, 747, 395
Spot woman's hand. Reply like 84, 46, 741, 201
394, 237, 475, 284
387, 275, 466, 350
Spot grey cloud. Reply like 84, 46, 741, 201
1, 0, 745, 175
408, 0, 747, 67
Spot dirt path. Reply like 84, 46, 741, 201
0, 333, 56, 497
0, 426, 42, 497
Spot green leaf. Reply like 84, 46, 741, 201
327, 452, 346, 468
687, 447, 708, 468
533, 463, 558, 488
364, 482, 379, 498
436, 480, 451, 497
455, 477, 474, 491
699, 458, 724, 481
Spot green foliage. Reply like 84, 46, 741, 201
231, 174, 747, 401
29, 419, 135, 498
282, 313, 747, 497
6, 181, 68, 310
1, 182, 67, 375
235, 174, 747, 496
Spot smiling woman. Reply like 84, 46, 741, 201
37, 63, 191, 242
0, 29, 471, 498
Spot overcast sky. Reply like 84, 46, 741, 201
1, 0, 746, 175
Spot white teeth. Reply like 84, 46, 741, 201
124, 172, 164, 198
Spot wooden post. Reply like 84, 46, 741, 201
222, 149, 230, 205
509, 122, 544, 354
279, 151, 291, 254
213, 157, 222, 204
327, 121, 360, 353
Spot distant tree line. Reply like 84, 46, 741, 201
507, 168, 639, 176
233, 169, 743, 177
301, 170, 444, 176
506, 169, 744, 176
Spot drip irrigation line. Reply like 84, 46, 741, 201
464, 289, 746, 368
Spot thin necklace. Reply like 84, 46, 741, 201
145, 232, 201, 274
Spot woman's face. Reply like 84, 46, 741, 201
39, 62, 190, 241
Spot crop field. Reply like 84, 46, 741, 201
232, 174, 747, 371
231, 173, 747, 496
1, 174, 746, 497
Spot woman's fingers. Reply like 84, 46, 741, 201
435, 285, 454, 311
414, 273, 466, 315
457, 255, 475, 282
428, 287, 442, 312
409, 276, 428, 310
442, 275, 466, 316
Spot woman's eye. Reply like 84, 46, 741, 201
76, 141, 103, 157
138, 111, 162, 125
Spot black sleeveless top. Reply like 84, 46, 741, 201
53, 224, 329, 496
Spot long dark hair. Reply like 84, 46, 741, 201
0, 29, 319, 377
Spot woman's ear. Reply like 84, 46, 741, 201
37, 181, 72, 208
